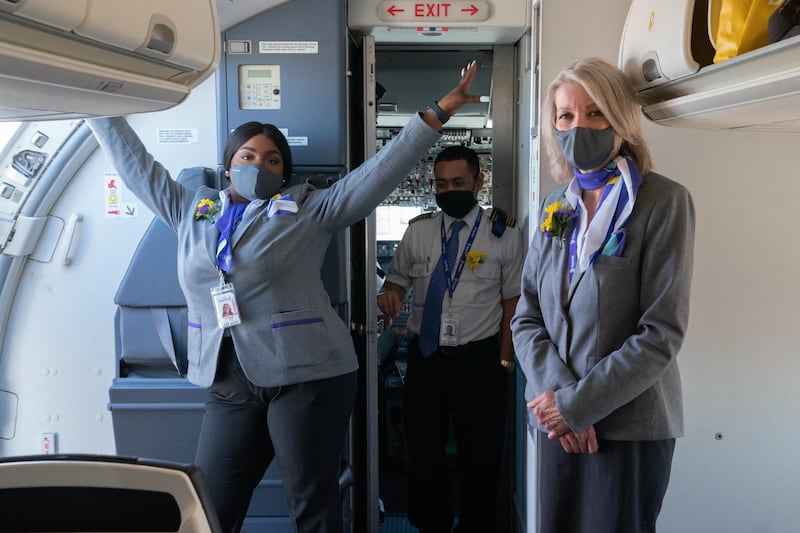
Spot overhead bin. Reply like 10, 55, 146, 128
0, 0, 88, 31
348, 0, 530, 44
0, 0, 220, 121
619, 0, 800, 132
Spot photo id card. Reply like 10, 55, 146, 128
439, 312, 459, 347
211, 283, 242, 329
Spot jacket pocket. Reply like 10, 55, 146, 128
266, 214, 297, 225
409, 262, 431, 279
470, 262, 501, 280
409, 262, 431, 308
593, 254, 631, 268
271, 309, 330, 368
186, 316, 202, 367
605, 386, 656, 424
586, 355, 603, 375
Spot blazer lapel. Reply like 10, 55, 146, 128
567, 264, 587, 304
231, 204, 265, 249
204, 220, 219, 267
548, 218, 579, 308
542, 235, 570, 311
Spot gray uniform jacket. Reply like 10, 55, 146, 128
89, 115, 440, 388
511, 173, 695, 441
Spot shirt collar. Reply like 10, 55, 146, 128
441, 203, 482, 229
218, 188, 266, 215
565, 179, 582, 209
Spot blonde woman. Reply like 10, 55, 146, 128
512, 57, 695, 533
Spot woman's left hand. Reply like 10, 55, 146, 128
559, 426, 599, 454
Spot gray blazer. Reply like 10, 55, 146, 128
89, 115, 440, 388
511, 173, 695, 441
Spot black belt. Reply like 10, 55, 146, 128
409, 332, 498, 355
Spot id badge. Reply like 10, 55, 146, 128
439, 312, 459, 347
211, 282, 242, 329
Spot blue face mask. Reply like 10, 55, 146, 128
229, 164, 284, 200
553, 126, 616, 170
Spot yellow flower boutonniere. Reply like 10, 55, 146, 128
466, 249, 486, 269
540, 201, 576, 248
194, 198, 219, 223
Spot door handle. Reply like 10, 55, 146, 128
60, 213, 83, 266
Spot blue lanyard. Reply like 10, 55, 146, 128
440, 213, 481, 300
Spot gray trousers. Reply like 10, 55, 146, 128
195, 338, 357, 533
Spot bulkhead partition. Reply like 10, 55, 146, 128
216, 0, 348, 169
108, 166, 215, 466
113, 166, 216, 379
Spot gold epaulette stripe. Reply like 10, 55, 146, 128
489, 209, 516, 227
409, 212, 434, 224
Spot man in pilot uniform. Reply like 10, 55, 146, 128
377, 145, 524, 533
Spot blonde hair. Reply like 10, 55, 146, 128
541, 57, 653, 183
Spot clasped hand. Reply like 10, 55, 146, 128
529, 390, 599, 454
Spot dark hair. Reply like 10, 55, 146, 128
222, 121, 293, 180
434, 145, 481, 180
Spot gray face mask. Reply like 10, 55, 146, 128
553, 126, 615, 170
229, 164, 283, 200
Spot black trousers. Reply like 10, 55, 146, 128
404, 335, 507, 533
538, 431, 676, 533
194, 338, 357, 533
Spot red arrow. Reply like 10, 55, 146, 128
461, 4, 479, 16
387, 5, 404, 16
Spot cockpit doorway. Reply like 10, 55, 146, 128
353, 45, 519, 532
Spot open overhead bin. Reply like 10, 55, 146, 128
0, 0, 220, 121
619, 0, 800, 132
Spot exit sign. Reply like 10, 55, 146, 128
377, 1, 490, 23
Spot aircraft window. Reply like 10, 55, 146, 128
0, 122, 20, 150
377, 205, 423, 242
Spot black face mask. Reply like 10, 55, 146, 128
435, 190, 477, 219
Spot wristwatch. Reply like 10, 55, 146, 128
428, 100, 450, 124
500, 358, 515, 372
